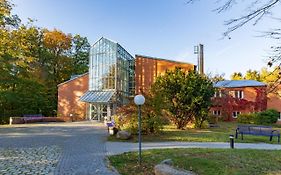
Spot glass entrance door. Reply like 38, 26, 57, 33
91, 104, 110, 121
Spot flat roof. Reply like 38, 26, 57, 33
135, 54, 194, 66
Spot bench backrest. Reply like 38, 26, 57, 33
238, 125, 274, 134
23, 114, 43, 118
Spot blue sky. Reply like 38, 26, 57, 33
12, 0, 281, 78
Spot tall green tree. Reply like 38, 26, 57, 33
152, 68, 215, 129
71, 35, 90, 74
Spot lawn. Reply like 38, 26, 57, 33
109, 148, 281, 175
108, 122, 281, 144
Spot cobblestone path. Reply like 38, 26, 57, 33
0, 121, 117, 175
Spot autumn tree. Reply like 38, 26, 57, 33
116, 94, 164, 134
230, 72, 243, 80
151, 68, 215, 129
0, 0, 91, 120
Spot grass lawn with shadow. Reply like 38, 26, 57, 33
108, 122, 281, 144
109, 148, 281, 175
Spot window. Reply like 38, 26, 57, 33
213, 110, 221, 116
235, 90, 244, 99
214, 91, 222, 98
232, 111, 240, 118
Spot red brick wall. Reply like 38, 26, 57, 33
211, 86, 267, 121
267, 86, 281, 124
57, 73, 89, 121
135, 55, 194, 94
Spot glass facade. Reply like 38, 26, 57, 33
87, 38, 134, 120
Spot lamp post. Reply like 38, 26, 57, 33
134, 94, 145, 165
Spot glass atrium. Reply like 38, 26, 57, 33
80, 38, 134, 121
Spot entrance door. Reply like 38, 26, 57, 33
90, 104, 110, 121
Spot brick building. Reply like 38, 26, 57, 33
57, 38, 194, 121
57, 73, 89, 121
211, 80, 268, 121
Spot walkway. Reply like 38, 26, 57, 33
0, 121, 118, 175
106, 141, 281, 155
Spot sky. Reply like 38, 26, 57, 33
12, 0, 281, 78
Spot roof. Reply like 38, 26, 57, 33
79, 90, 115, 103
214, 80, 267, 88
57, 72, 89, 87
135, 54, 194, 66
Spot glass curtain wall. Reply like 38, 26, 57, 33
89, 38, 116, 91
88, 38, 134, 120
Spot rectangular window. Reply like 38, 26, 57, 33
213, 110, 221, 116
235, 90, 244, 99
214, 91, 222, 98
232, 111, 240, 118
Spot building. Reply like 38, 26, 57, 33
135, 55, 195, 94
57, 37, 195, 121
57, 73, 89, 121
211, 80, 267, 121
267, 85, 281, 123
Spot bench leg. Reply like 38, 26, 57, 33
241, 133, 243, 140
270, 136, 273, 142
278, 136, 280, 144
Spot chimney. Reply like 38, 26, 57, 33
194, 44, 204, 74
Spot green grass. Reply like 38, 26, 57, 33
109, 148, 281, 175
108, 122, 281, 144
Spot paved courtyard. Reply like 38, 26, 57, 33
0, 121, 118, 175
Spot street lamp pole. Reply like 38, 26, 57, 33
134, 94, 145, 166
138, 104, 142, 164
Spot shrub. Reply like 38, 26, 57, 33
237, 113, 256, 124
207, 114, 219, 124
254, 109, 279, 125
0, 116, 10, 125
113, 113, 163, 135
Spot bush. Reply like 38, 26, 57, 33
113, 113, 164, 135
207, 114, 219, 124
254, 109, 279, 125
0, 116, 10, 125
237, 113, 256, 124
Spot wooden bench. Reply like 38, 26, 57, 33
235, 125, 280, 143
23, 114, 44, 123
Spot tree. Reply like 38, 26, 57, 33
115, 94, 164, 134
0, 1, 91, 120
0, 0, 20, 28
71, 35, 90, 74
244, 69, 261, 81
230, 72, 243, 80
151, 68, 215, 129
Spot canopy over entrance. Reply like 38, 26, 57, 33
80, 91, 115, 103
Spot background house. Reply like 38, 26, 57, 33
211, 80, 267, 121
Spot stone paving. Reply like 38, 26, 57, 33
0, 121, 118, 175
0, 146, 60, 175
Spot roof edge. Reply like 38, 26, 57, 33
57, 72, 89, 87
135, 54, 194, 66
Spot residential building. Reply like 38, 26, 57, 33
211, 80, 267, 121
